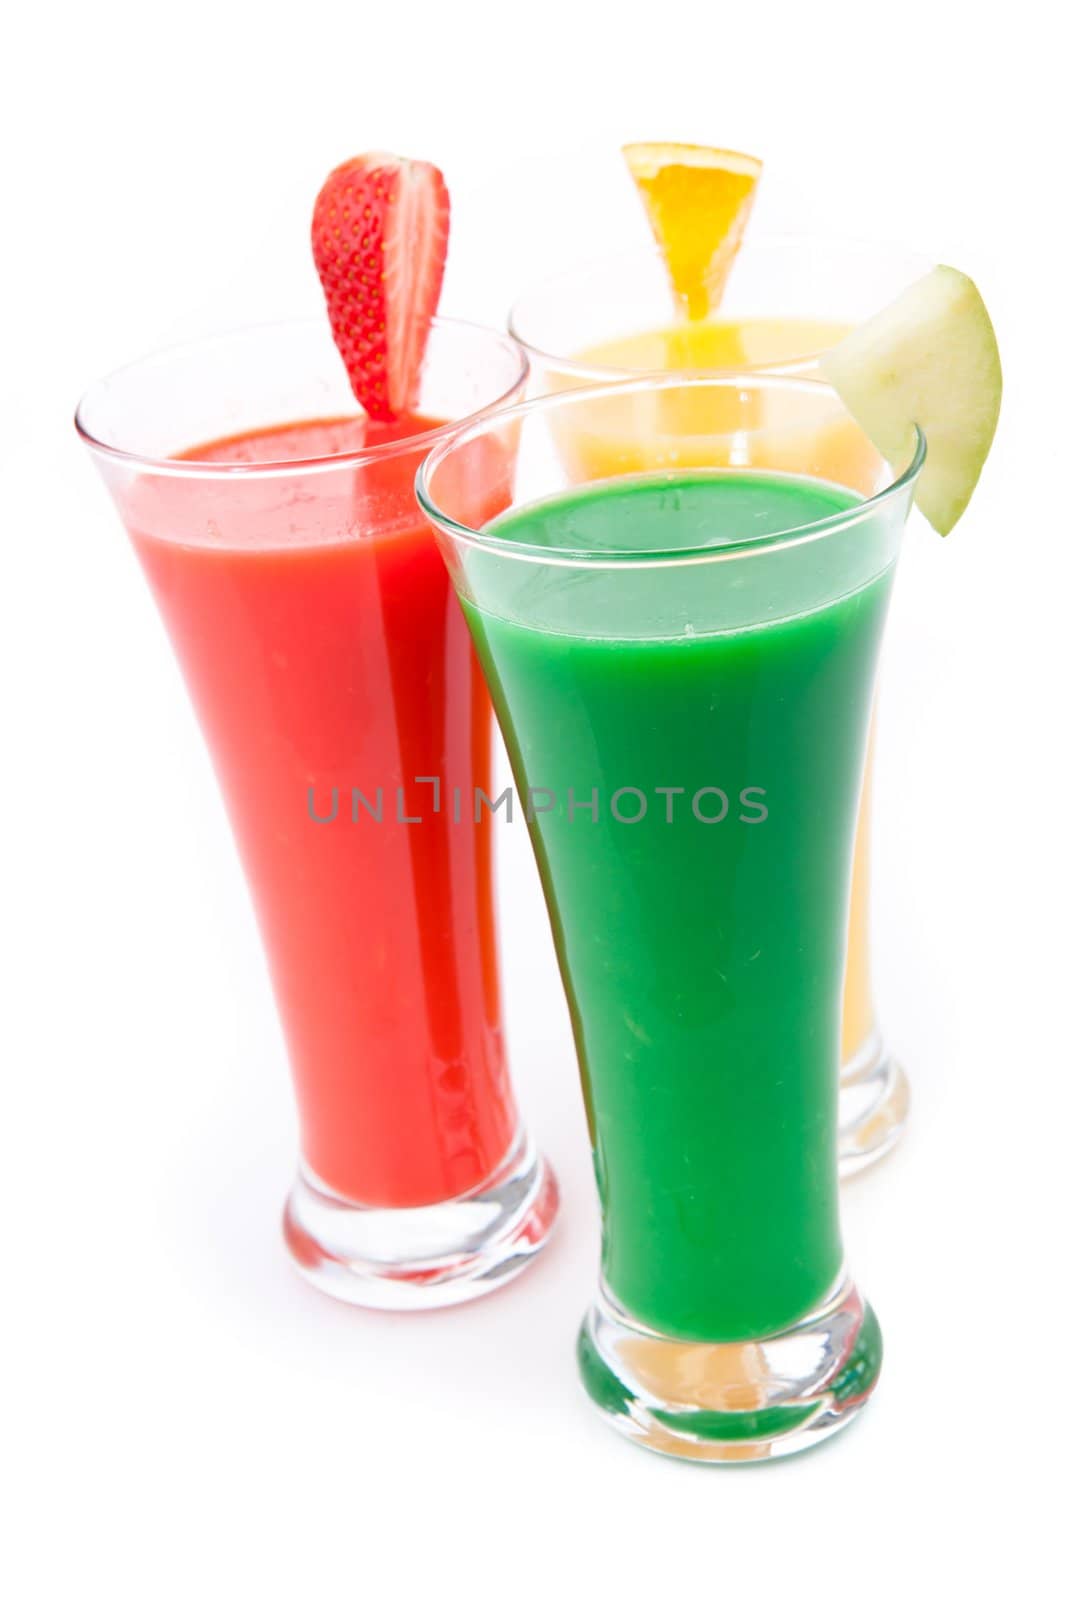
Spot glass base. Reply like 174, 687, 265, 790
577, 1275, 882, 1464
839, 1028, 910, 1178
283, 1129, 559, 1310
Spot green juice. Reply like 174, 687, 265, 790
464, 470, 892, 1342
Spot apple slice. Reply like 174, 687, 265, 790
820, 266, 1001, 535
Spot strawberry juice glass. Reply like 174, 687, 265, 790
76, 317, 558, 1308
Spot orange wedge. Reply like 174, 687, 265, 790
623, 143, 762, 321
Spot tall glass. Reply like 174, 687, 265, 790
76, 318, 558, 1308
419, 375, 923, 1460
510, 238, 930, 1174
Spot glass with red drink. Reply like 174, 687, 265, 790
77, 317, 557, 1307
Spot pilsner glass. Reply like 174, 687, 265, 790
76, 318, 558, 1308
509, 237, 930, 1173
418, 374, 923, 1460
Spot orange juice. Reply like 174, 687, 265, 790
566, 315, 879, 1072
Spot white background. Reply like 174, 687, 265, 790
4, 3, 1064, 1595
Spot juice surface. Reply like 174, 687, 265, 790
126, 415, 517, 1208
577, 316, 852, 375
465, 470, 890, 1340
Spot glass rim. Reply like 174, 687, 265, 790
507, 233, 932, 381
74, 315, 530, 480
415, 371, 926, 571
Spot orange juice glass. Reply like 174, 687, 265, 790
509, 237, 928, 1174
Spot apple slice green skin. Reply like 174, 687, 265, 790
820, 265, 1002, 535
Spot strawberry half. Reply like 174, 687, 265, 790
311, 152, 450, 421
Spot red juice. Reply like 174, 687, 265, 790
125, 414, 517, 1208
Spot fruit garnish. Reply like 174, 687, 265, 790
820, 266, 1002, 535
311, 153, 450, 421
623, 143, 762, 321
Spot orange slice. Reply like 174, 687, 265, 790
623, 143, 762, 321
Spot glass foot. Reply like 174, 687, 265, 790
578, 1276, 882, 1464
283, 1129, 559, 1309
839, 1028, 910, 1177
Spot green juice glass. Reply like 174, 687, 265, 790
417, 374, 923, 1463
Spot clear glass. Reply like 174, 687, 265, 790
76, 318, 558, 1308
418, 373, 923, 1460
510, 237, 931, 1174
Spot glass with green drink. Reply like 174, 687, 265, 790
418, 373, 923, 1461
